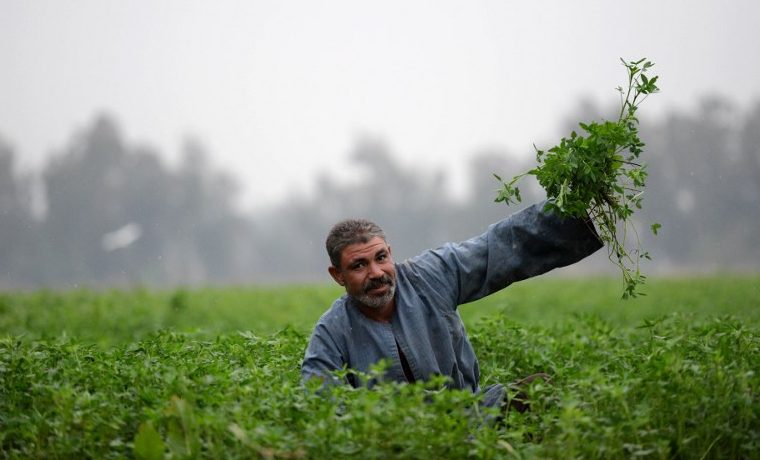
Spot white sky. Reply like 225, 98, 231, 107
2, 0, 759, 209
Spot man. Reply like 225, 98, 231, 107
301, 201, 602, 408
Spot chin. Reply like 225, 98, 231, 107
355, 288, 395, 310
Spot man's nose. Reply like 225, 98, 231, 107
368, 262, 384, 278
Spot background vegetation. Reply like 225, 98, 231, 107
2, 94, 760, 289
1, 276, 758, 458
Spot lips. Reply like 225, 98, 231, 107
367, 285, 389, 296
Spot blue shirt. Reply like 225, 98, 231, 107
301, 202, 603, 391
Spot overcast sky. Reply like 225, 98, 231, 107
2, 0, 759, 209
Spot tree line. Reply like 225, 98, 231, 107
1, 95, 759, 289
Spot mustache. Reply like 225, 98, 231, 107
363, 275, 394, 293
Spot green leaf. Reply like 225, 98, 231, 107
134, 422, 165, 460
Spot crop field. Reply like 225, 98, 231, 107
1, 276, 759, 459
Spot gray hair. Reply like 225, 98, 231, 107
326, 219, 386, 268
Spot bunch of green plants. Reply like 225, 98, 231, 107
2, 280, 759, 457
470, 313, 760, 458
495, 58, 660, 298
2, 312, 758, 458
0, 329, 507, 459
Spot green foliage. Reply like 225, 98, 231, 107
0, 285, 342, 346
2, 277, 759, 345
495, 58, 660, 298
2, 304, 758, 458
0, 329, 505, 459
471, 313, 760, 459
0, 279, 758, 458
464, 275, 760, 326
134, 422, 165, 460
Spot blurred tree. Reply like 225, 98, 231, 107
252, 137, 452, 281
39, 114, 252, 288
3, 95, 760, 289
735, 100, 760, 265
165, 138, 253, 284
0, 137, 38, 287
117, 145, 176, 283
42, 114, 129, 285
344, 137, 451, 258
641, 96, 746, 269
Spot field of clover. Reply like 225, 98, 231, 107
1, 276, 758, 459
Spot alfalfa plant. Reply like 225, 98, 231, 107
495, 58, 660, 298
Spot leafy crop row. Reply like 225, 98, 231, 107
3, 277, 759, 346
2, 312, 758, 458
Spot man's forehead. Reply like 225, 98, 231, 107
341, 237, 389, 261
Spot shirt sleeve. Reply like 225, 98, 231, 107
405, 201, 603, 308
301, 320, 347, 387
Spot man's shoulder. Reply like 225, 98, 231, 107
315, 294, 352, 329
395, 245, 460, 286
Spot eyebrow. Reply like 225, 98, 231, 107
347, 248, 388, 267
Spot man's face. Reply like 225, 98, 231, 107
328, 236, 396, 309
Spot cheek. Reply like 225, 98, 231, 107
345, 274, 367, 291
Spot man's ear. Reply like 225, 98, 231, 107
328, 265, 344, 286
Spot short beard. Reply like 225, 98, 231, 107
353, 276, 396, 309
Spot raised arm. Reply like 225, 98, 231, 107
405, 201, 603, 307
